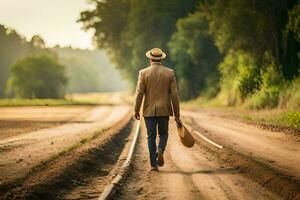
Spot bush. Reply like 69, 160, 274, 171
217, 50, 261, 106
6, 55, 67, 99
243, 86, 280, 109
278, 111, 300, 129
243, 55, 283, 109
279, 75, 300, 109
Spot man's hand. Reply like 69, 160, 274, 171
134, 112, 140, 120
175, 116, 182, 128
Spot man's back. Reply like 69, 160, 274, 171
134, 62, 180, 117
134, 47, 181, 171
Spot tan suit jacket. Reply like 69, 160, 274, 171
134, 62, 180, 117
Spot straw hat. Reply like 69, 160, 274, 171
146, 48, 166, 60
177, 125, 195, 148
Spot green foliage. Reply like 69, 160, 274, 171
285, 2, 300, 78
218, 50, 283, 109
0, 98, 94, 107
168, 11, 222, 100
79, 0, 198, 85
243, 86, 280, 109
78, 0, 300, 107
203, 0, 268, 54
201, 0, 299, 108
7, 55, 67, 99
203, 0, 299, 75
0, 25, 30, 97
217, 50, 261, 105
241, 110, 300, 129
277, 111, 300, 129
286, 3, 300, 42
0, 25, 55, 97
279, 75, 300, 109
242, 52, 285, 109
0, 24, 127, 98
52, 47, 127, 93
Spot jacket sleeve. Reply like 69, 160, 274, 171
170, 71, 180, 117
134, 71, 145, 114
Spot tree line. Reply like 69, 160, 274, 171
0, 25, 127, 99
80, 0, 300, 109
0, 25, 63, 98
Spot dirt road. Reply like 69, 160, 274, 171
115, 110, 300, 200
1, 106, 299, 199
183, 110, 300, 181
0, 106, 94, 140
0, 105, 130, 186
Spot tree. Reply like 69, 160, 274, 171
78, 0, 300, 104
0, 25, 30, 97
79, 0, 198, 85
198, 0, 299, 105
7, 55, 67, 99
286, 2, 300, 67
0, 25, 52, 97
203, 0, 299, 78
169, 11, 222, 99
79, 0, 131, 80
31, 35, 46, 49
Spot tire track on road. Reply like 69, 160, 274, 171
1, 111, 134, 200
0, 105, 130, 197
115, 119, 281, 200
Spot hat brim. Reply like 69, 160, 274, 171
146, 50, 166, 60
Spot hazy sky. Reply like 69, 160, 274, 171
0, 0, 94, 49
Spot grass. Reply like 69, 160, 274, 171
181, 96, 223, 110
182, 98, 300, 130
66, 91, 132, 105
0, 92, 132, 107
240, 110, 300, 129
0, 98, 96, 107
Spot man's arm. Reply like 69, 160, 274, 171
170, 71, 181, 126
134, 71, 145, 120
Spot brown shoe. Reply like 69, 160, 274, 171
157, 149, 164, 166
150, 167, 159, 171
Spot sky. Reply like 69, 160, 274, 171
0, 0, 95, 49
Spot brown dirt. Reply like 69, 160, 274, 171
182, 110, 300, 182
247, 122, 300, 136
1, 106, 299, 200
0, 105, 130, 188
188, 124, 300, 199
0, 106, 95, 140
0, 120, 62, 140
0, 110, 135, 200
0, 106, 95, 121
114, 119, 281, 200
186, 108, 300, 136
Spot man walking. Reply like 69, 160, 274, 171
134, 48, 181, 171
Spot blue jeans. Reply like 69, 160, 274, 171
144, 116, 169, 167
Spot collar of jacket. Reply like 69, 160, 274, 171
151, 62, 162, 66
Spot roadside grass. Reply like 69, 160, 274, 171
181, 76, 300, 130
181, 96, 223, 110
0, 92, 132, 107
0, 98, 96, 107
182, 99, 300, 130
66, 92, 132, 105
243, 110, 300, 129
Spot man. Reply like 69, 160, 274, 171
134, 48, 182, 171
